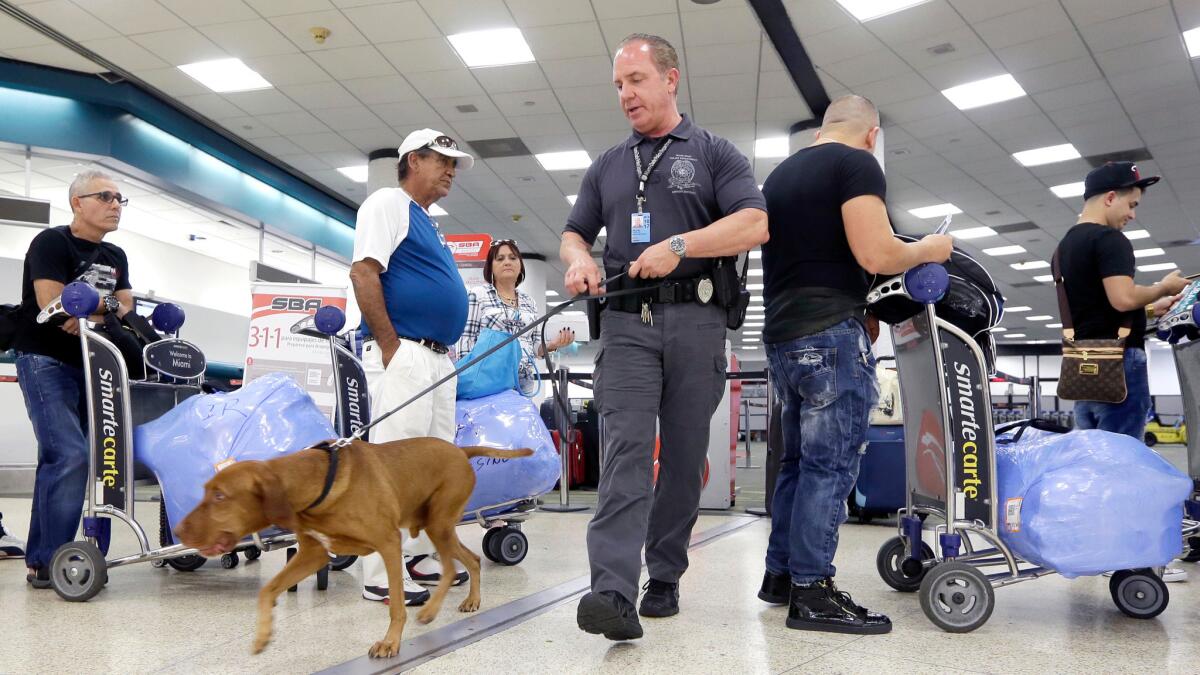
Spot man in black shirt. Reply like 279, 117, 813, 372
759, 95, 952, 634
14, 170, 133, 587
1054, 162, 1187, 440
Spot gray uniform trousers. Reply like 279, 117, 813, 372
588, 300, 729, 603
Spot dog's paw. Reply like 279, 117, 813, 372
369, 638, 400, 658
251, 636, 270, 655
416, 606, 438, 624
458, 597, 480, 613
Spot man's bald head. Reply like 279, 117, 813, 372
820, 95, 879, 135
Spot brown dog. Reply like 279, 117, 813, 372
174, 437, 532, 658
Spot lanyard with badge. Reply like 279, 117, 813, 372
632, 136, 674, 324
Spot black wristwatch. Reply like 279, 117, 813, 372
103, 294, 120, 315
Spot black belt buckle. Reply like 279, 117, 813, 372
660, 283, 677, 304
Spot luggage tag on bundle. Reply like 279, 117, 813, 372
631, 212, 650, 243
214, 458, 236, 472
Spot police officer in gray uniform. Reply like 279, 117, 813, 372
561, 33, 768, 640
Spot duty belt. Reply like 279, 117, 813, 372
609, 277, 711, 313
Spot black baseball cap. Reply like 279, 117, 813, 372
1083, 161, 1160, 200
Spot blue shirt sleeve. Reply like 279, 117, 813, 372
564, 161, 605, 243
710, 137, 766, 216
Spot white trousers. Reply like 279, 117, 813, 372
359, 338, 457, 588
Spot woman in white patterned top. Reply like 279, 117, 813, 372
456, 239, 575, 387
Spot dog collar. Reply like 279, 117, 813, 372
305, 440, 342, 510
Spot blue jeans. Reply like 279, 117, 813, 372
15, 353, 89, 569
1074, 348, 1151, 441
765, 318, 879, 585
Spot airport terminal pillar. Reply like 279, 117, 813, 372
367, 148, 400, 192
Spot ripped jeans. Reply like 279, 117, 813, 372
765, 317, 880, 585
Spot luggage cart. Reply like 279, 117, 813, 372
297, 306, 539, 566
868, 263, 1197, 632
39, 282, 318, 602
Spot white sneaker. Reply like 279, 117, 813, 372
362, 565, 430, 605
407, 553, 469, 587
0, 514, 25, 558
1162, 567, 1188, 583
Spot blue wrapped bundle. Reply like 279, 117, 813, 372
135, 373, 336, 543
455, 389, 561, 517
997, 428, 1190, 577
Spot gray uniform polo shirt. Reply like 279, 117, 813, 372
564, 114, 765, 280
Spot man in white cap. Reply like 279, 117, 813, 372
349, 129, 474, 606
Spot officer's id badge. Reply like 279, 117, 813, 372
696, 277, 714, 305
631, 212, 650, 243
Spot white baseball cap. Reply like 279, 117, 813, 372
397, 128, 474, 170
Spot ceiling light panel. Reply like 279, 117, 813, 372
1050, 182, 1085, 198
941, 74, 1026, 110
178, 58, 272, 93
908, 203, 962, 219
951, 226, 997, 240
834, 0, 931, 21
983, 245, 1026, 256
448, 28, 535, 68
535, 151, 591, 171
1012, 143, 1080, 167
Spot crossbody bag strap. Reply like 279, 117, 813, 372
1051, 248, 1075, 342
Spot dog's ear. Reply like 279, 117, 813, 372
255, 465, 297, 531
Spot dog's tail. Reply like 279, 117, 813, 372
461, 446, 534, 459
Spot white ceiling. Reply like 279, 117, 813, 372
1, 0, 1199, 349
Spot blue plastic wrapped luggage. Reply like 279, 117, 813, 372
996, 427, 1190, 577
455, 389, 561, 517
135, 373, 336, 543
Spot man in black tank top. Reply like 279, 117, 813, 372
758, 95, 953, 635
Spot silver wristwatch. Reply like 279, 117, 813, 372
668, 234, 686, 258
103, 294, 120, 314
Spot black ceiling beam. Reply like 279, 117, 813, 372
747, 0, 830, 130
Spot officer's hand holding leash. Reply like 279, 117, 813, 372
566, 256, 604, 295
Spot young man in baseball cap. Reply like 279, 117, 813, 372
1052, 161, 1189, 580
349, 129, 475, 604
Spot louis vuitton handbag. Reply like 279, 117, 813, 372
1052, 251, 1129, 404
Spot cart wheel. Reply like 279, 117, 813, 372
329, 554, 358, 571
482, 528, 502, 563
1144, 432, 1158, 447
50, 541, 108, 602
876, 536, 934, 592
496, 528, 528, 566
220, 553, 239, 569
1109, 569, 1169, 619
166, 554, 207, 572
919, 561, 995, 633
244, 546, 262, 562
1181, 537, 1200, 563
316, 566, 329, 591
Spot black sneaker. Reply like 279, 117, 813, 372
786, 578, 891, 635
638, 578, 679, 617
362, 583, 429, 606
758, 570, 790, 605
577, 590, 643, 640
407, 553, 469, 587
27, 567, 51, 590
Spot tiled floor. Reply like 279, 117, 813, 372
3, 443, 1198, 675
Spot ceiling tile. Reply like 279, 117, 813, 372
685, 41, 760, 77
21, 1, 120, 41
855, 71, 937, 106
158, 0, 259, 26
866, 0, 969, 43
343, 2, 442, 43
1107, 60, 1195, 98
524, 22, 608, 61
947, 0, 1057, 25
592, 0, 675, 20
0, 13, 51, 49
341, 75, 423, 104
221, 88, 302, 114
1079, 6, 1177, 50
680, 5, 761, 46
569, 109, 631, 134
6, 42, 102, 71
81, 36, 168, 70
553, 84, 615, 113
310, 106, 388, 131
540, 55, 614, 88
821, 50, 913, 87
198, 19, 299, 59
490, 89, 562, 116
134, 66, 212, 96
82, 0, 187, 34
426, 95, 502, 120
217, 115, 280, 138
448, 117, 517, 140
257, 110, 330, 135
417, 0, 514, 35
130, 28, 227, 66
974, 3, 1073, 50
693, 98, 757, 126
1093, 35, 1184, 77
338, 127, 403, 152
507, 112, 575, 137
268, 10, 370, 51
1016, 56, 1103, 94
241, 53, 332, 85
1031, 79, 1116, 111
799, 23, 882, 65
598, 14, 682, 54
994, 31, 1088, 73
372, 100, 440, 126
278, 81, 357, 109
506, 0, 595, 27
288, 131, 358, 153
177, 93, 248, 120
242, 0, 334, 17
919, 52, 1007, 90
888, 27, 992, 72
473, 63, 549, 94
308, 45, 396, 79
404, 67, 485, 98
376, 38, 463, 73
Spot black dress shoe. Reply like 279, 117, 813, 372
577, 590, 644, 640
758, 570, 790, 604
787, 578, 891, 635
638, 578, 679, 617
28, 567, 51, 589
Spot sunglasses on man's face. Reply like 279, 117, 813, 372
427, 135, 459, 151
79, 191, 129, 207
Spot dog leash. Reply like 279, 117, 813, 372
303, 271, 658, 510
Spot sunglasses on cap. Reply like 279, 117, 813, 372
427, 135, 459, 151
78, 191, 129, 207
490, 238, 517, 248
